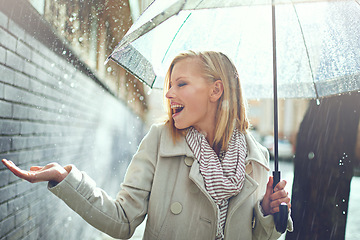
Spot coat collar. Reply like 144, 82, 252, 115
159, 126, 269, 171
158, 126, 194, 158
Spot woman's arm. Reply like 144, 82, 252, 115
2, 124, 163, 239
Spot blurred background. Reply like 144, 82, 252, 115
0, 0, 358, 239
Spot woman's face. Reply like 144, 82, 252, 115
166, 57, 217, 133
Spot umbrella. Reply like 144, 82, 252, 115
105, 0, 360, 233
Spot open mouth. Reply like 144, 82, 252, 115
171, 104, 184, 115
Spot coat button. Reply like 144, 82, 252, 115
184, 157, 193, 167
170, 202, 183, 215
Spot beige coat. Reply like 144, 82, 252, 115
49, 123, 293, 239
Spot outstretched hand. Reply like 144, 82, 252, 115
2, 159, 70, 183
261, 176, 291, 216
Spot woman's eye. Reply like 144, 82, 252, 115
178, 82, 187, 87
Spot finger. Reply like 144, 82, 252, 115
2, 159, 9, 168
270, 189, 288, 201
2, 159, 38, 182
2, 159, 14, 168
271, 202, 292, 214
267, 176, 273, 189
274, 180, 287, 192
2, 159, 23, 175
35, 166, 67, 182
64, 165, 72, 173
270, 196, 291, 209
265, 176, 273, 195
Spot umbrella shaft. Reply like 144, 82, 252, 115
272, 1, 279, 172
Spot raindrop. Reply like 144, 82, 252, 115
147, 89, 152, 95
336, 204, 338, 207
64, 74, 69, 79
62, 50, 67, 55
316, 99, 321, 106
342, 211, 346, 215
139, 96, 144, 101
128, 141, 132, 145
107, 67, 112, 72
308, 152, 315, 159
70, 82, 75, 88
51, 63, 55, 67
78, 37, 84, 42
342, 199, 346, 202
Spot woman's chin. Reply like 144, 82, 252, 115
174, 121, 188, 130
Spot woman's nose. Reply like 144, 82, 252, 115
165, 87, 174, 99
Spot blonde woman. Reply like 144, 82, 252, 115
2, 51, 292, 239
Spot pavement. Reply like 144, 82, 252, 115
102, 161, 360, 240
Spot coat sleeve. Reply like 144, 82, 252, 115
250, 139, 293, 240
48, 124, 162, 239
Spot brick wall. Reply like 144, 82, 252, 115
0, 5, 145, 240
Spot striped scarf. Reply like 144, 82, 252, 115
186, 127, 247, 240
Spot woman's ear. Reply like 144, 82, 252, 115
210, 80, 224, 102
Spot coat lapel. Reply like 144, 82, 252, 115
227, 174, 258, 217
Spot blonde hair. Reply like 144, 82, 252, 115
164, 50, 249, 151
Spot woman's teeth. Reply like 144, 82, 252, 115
171, 104, 184, 114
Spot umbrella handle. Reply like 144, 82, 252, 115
273, 170, 288, 233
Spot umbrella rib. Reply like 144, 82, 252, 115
161, 0, 207, 65
292, 3, 320, 101
160, 12, 193, 65
106, 0, 187, 64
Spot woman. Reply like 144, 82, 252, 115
2, 51, 292, 239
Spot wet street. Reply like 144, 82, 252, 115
102, 161, 360, 240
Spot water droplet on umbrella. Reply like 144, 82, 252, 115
308, 152, 315, 159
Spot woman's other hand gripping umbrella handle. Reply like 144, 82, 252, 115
261, 174, 290, 233
273, 171, 289, 233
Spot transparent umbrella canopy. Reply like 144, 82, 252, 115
107, 0, 360, 99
